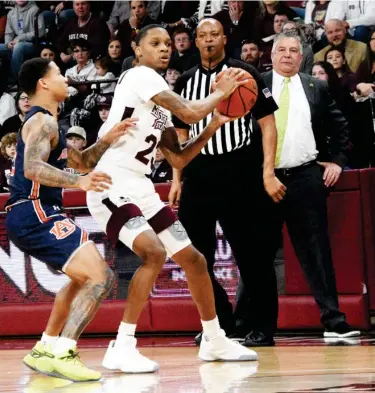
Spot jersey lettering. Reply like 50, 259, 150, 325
49, 218, 76, 240
151, 105, 168, 131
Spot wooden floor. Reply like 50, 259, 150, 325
2, 336, 375, 393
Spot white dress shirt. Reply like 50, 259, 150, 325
272, 70, 318, 169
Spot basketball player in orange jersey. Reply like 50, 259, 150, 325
84, 24, 260, 373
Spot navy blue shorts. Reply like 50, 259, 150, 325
6, 200, 89, 271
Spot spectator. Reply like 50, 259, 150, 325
180, 0, 229, 29
356, 28, 375, 97
0, 132, 16, 192
325, 47, 357, 92
157, 1, 198, 28
213, 1, 258, 59
107, 39, 123, 76
65, 39, 95, 96
170, 27, 200, 72
304, 0, 340, 41
66, 125, 86, 150
253, 1, 297, 44
39, 1, 75, 30
240, 39, 269, 72
0, 0, 45, 84
120, 36, 137, 73
107, 1, 160, 37
91, 56, 116, 95
56, 0, 110, 64
116, 0, 155, 59
282, 20, 314, 74
312, 60, 363, 168
65, 125, 88, 175
0, 91, 30, 139
89, 94, 112, 147
314, 19, 367, 73
0, 89, 17, 126
325, 0, 375, 43
151, 148, 172, 183
165, 63, 181, 90
40, 42, 58, 61
274, 12, 289, 34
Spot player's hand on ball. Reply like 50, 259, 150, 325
212, 68, 249, 99
102, 118, 138, 145
212, 108, 241, 126
78, 171, 112, 192
264, 174, 286, 203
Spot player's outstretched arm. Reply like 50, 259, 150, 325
67, 118, 138, 171
152, 68, 248, 125
159, 109, 232, 170
24, 113, 113, 192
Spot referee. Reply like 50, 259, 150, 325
170, 18, 285, 341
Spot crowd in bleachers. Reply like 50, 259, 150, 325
0, 0, 373, 191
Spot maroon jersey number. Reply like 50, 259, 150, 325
135, 134, 158, 165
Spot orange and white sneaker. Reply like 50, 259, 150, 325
102, 338, 159, 374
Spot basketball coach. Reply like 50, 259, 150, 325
169, 18, 285, 342
235, 32, 360, 347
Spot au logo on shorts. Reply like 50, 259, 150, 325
50, 219, 76, 240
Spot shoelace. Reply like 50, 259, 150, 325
60, 349, 84, 366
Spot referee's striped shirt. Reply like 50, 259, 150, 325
172, 58, 278, 156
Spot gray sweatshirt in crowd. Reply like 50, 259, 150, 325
5, 1, 45, 45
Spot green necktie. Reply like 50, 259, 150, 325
275, 77, 290, 167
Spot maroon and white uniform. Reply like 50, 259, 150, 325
87, 66, 191, 255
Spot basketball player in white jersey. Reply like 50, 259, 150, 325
87, 24, 257, 373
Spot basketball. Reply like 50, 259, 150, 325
215, 70, 258, 118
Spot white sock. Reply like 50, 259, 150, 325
115, 322, 137, 347
40, 332, 58, 348
201, 316, 221, 340
53, 337, 77, 355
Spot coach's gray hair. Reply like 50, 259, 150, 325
271, 32, 303, 54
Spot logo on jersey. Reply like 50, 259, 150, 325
58, 148, 68, 161
151, 105, 168, 131
49, 218, 76, 240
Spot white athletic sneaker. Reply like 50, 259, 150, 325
102, 339, 159, 373
199, 330, 258, 362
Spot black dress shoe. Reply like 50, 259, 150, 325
242, 331, 275, 347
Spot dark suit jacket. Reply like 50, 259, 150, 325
262, 71, 350, 168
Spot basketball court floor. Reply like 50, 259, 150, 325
1, 334, 375, 393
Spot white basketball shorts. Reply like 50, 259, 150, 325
86, 170, 191, 257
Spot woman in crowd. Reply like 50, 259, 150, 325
325, 47, 357, 92
107, 39, 123, 76
0, 91, 30, 139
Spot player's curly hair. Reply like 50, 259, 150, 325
1, 133, 17, 158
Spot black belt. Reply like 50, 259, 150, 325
275, 160, 317, 178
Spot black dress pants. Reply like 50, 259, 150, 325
178, 167, 277, 334
234, 162, 346, 333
